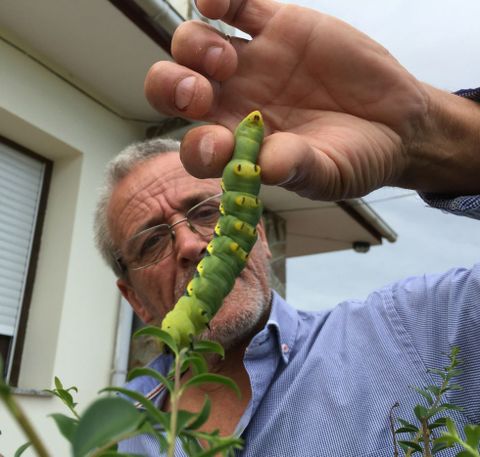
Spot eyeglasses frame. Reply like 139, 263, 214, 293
113, 192, 223, 274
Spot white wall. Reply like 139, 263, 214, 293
0, 37, 144, 455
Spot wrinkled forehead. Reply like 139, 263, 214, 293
108, 152, 221, 244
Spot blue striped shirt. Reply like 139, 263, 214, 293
119, 195, 480, 456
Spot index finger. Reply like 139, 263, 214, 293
196, 0, 279, 37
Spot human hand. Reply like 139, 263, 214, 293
145, 0, 437, 200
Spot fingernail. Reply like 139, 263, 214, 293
199, 133, 215, 167
175, 76, 196, 110
204, 46, 223, 76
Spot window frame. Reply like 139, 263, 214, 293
0, 134, 53, 386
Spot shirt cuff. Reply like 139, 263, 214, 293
419, 193, 480, 220
419, 88, 480, 219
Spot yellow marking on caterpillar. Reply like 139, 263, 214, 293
235, 195, 260, 208
233, 162, 261, 178
234, 220, 256, 236
231, 244, 248, 262
186, 280, 194, 295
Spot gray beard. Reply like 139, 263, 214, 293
171, 259, 271, 350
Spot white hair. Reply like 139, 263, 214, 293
93, 137, 180, 277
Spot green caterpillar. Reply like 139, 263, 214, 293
161, 111, 264, 348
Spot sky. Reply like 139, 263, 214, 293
275, 0, 480, 311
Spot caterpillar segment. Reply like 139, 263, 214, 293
161, 111, 265, 348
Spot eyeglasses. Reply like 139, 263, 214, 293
115, 193, 222, 272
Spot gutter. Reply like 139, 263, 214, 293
338, 198, 398, 243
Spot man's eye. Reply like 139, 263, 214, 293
192, 205, 219, 222
139, 233, 165, 257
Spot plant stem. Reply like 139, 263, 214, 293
167, 353, 182, 457
0, 389, 50, 457
421, 418, 432, 457
405, 357, 456, 457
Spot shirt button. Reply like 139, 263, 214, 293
281, 343, 289, 353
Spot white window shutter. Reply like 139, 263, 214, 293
0, 143, 45, 337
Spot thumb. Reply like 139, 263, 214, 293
259, 132, 336, 200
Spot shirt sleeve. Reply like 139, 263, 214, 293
419, 194, 480, 220
389, 264, 480, 424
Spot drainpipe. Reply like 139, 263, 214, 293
133, 0, 184, 35
110, 297, 134, 386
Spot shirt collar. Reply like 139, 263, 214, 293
263, 290, 299, 364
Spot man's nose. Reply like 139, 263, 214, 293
173, 222, 207, 267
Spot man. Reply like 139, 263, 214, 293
95, 0, 480, 455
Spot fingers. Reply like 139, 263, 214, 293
180, 127, 336, 200
172, 21, 238, 81
145, 61, 215, 119
180, 125, 235, 178
259, 132, 333, 199
145, 21, 243, 119
196, 0, 279, 36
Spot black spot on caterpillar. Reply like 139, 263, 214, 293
161, 111, 264, 348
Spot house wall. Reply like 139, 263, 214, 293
0, 37, 144, 455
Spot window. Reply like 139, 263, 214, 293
0, 136, 52, 385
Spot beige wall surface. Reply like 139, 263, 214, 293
0, 37, 144, 455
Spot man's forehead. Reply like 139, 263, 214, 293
109, 153, 221, 240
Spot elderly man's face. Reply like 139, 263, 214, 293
108, 152, 272, 348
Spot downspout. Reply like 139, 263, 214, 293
110, 297, 134, 386
133, 0, 184, 35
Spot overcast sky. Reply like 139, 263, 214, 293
279, 0, 480, 311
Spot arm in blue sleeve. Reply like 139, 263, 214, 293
391, 264, 480, 424
419, 194, 480, 220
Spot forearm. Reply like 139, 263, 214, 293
401, 84, 480, 196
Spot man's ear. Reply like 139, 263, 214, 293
256, 220, 272, 259
117, 278, 154, 324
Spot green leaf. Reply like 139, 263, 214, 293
191, 340, 225, 358
428, 368, 448, 380
14, 442, 31, 457
440, 403, 464, 412
446, 368, 463, 380
396, 426, 419, 434
455, 452, 478, 457
134, 327, 178, 355
398, 440, 423, 453
183, 354, 208, 375
412, 386, 434, 405
445, 383, 463, 392
138, 421, 168, 452
54, 376, 64, 390
181, 374, 241, 398
187, 397, 211, 430
429, 417, 448, 430
399, 442, 420, 454
431, 440, 452, 454
435, 434, 457, 448
180, 434, 204, 454
426, 405, 448, 419
398, 419, 418, 430
72, 396, 144, 457
58, 389, 75, 406
464, 424, 480, 450
127, 367, 173, 394
196, 438, 243, 457
426, 385, 442, 397
414, 404, 428, 420
101, 386, 169, 430
50, 413, 78, 443
176, 409, 197, 434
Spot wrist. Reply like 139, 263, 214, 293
401, 84, 480, 195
